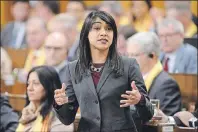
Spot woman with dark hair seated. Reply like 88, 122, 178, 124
16, 66, 74, 132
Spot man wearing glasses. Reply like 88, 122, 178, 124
44, 32, 69, 84
157, 18, 197, 74
126, 31, 182, 116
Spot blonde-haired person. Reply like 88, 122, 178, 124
16, 66, 74, 132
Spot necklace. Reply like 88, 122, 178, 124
90, 63, 104, 73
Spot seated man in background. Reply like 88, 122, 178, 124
44, 32, 70, 84
23, 17, 48, 73
1, 0, 30, 49
127, 32, 182, 116
0, 95, 19, 132
18, 17, 48, 83
157, 102, 198, 127
157, 18, 197, 74
47, 13, 79, 61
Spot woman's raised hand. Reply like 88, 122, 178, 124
54, 83, 68, 105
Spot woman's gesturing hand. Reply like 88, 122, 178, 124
54, 83, 68, 105
120, 81, 141, 107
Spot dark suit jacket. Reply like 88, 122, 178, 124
148, 71, 182, 116
0, 95, 19, 132
54, 57, 153, 132
1, 22, 26, 49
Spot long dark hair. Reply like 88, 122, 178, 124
76, 11, 122, 82
26, 66, 62, 120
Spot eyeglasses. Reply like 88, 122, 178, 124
127, 52, 145, 58
44, 46, 66, 51
158, 32, 179, 39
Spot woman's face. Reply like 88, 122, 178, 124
27, 72, 46, 103
132, 1, 149, 19
88, 17, 114, 51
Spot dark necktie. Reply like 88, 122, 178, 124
163, 57, 169, 72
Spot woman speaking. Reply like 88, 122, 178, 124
54, 11, 153, 132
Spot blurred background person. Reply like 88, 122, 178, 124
23, 17, 48, 73
44, 32, 70, 84
165, 1, 197, 38
117, 25, 137, 56
99, 1, 123, 28
16, 66, 74, 132
157, 18, 197, 74
127, 32, 182, 116
0, 95, 19, 132
130, 0, 154, 32
1, 47, 12, 81
47, 13, 79, 61
66, 0, 86, 32
1, 0, 30, 49
17, 17, 48, 83
33, 1, 60, 23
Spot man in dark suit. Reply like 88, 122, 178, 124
127, 32, 182, 116
1, 0, 30, 49
0, 95, 19, 132
44, 32, 70, 84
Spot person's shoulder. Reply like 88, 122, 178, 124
120, 55, 136, 64
67, 60, 78, 67
2, 21, 15, 30
156, 71, 178, 85
182, 43, 197, 54
0, 95, 9, 103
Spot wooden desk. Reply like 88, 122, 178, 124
74, 117, 198, 132
5, 48, 29, 68
143, 123, 197, 132
170, 73, 197, 110
175, 126, 197, 132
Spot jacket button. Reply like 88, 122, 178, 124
95, 100, 98, 104
96, 117, 100, 120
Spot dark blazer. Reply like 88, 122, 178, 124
54, 57, 153, 132
148, 71, 182, 116
1, 22, 26, 49
58, 65, 67, 84
0, 95, 19, 132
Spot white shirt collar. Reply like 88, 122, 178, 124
143, 71, 150, 80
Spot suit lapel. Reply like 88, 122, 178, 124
7, 23, 15, 47
159, 53, 165, 64
85, 70, 98, 98
96, 63, 113, 93
173, 45, 184, 73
